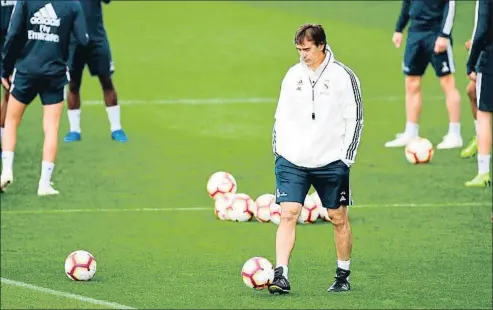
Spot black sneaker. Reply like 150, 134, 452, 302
327, 267, 351, 292
268, 267, 291, 294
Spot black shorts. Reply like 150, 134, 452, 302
69, 39, 114, 80
403, 32, 455, 77
477, 71, 493, 112
10, 70, 68, 105
274, 156, 352, 210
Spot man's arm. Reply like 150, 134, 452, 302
1, 0, 26, 79
395, 0, 411, 33
72, 3, 89, 47
439, 0, 456, 38
340, 71, 364, 167
467, 0, 492, 74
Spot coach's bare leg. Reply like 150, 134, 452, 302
437, 74, 463, 149
38, 102, 63, 195
467, 81, 478, 123
328, 206, 352, 263
275, 202, 303, 277
439, 74, 461, 124
1, 95, 28, 189
42, 102, 63, 164
0, 85, 9, 140
405, 75, 423, 126
385, 76, 421, 147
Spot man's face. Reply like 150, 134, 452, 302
296, 39, 325, 66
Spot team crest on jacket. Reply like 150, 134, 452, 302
296, 79, 303, 91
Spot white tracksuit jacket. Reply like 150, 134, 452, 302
272, 47, 364, 168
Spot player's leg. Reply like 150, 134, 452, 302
465, 72, 492, 187
37, 75, 68, 195
461, 80, 478, 158
0, 84, 9, 142
311, 160, 352, 292
385, 35, 427, 147
89, 40, 127, 142
1, 72, 36, 191
268, 156, 310, 294
432, 40, 463, 149
64, 44, 85, 142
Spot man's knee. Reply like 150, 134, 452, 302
279, 202, 302, 222
405, 76, 421, 93
98, 76, 114, 91
467, 81, 476, 100
327, 206, 349, 226
439, 74, 457, 92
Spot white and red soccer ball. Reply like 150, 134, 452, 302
214, 192, 235, 220
254, 194, 276, 223
241, 257, 274, 290
206, 171, 237, 199
298, 194, 319, 224
64, 250, 97, 281
231, 193, 256, 222
405, 137, 434, 164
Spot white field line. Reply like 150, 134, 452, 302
1, 202, 490, 215
1, 278, 135, 309
83, 95, 445, 106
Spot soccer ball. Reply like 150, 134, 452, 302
206, 171, 237, 199
254, 194, 275, 223
214, 192, 235, 220
64, 250, 97, 281
231, 193, 255, 222
405, 137, 434, 164
241, 257, 274, 290
270, 203, 281, 225
298, 195, 319, 224
311, 192, 331, 222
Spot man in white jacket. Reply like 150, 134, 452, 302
268, 24, 363, 295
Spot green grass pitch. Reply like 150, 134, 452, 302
1, 1, 491, 309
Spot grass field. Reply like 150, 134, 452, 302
1, 1, 492, 309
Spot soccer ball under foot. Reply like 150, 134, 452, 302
241, 257, 274, 290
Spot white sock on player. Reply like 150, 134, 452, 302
106, 105, 122, 132
68, 109, 81, 133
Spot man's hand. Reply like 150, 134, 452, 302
1, 76, 12, 90
468, 72, 477, 82
465, 39, 472, 50
434, 36, 449, 54
392, 32, 403, 48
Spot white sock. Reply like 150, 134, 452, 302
68, 109, 81, 133
276, 264, 288, 279
39, 161, 55, 187
448, 122, 461, 136
405, 122, 419, 137
1, 151, 14, 172
106, 105, 122, 132
478, 154, 491, 174
474, 120, 478, 135
337, 259, 350, 271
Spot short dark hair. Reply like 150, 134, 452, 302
294, 24, 326, 47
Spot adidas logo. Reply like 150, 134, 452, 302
30, 3, 60, 27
